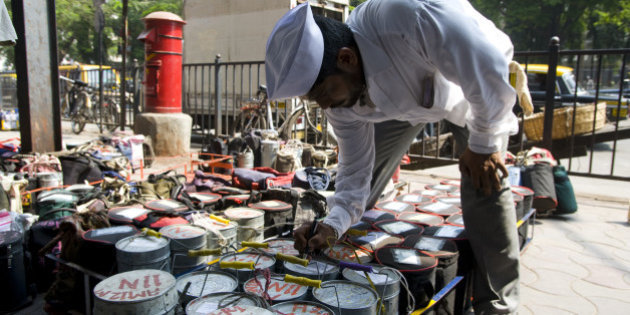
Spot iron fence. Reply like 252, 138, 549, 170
182, 55, 295, 145
0, 64, 144, 132
179, 42, 630, 181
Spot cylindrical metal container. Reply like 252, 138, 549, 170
372, 219, 424, 238
284, 259, 339, 281
435, 196, 462, 208
205, 220, 238, 251
422, 225, 473, 275
401, 234, 460, 314
243, 275, 308, 303
348, 231, 403, 253
394, 193, 432, 205
261, 140, 279, 168
37, 172, 61, 188
360, 209, 395, 224
185, 292, 265, 315
108, 205, 152, 226
411, 189, 446, 198
325, 244, 373, 264
0, 231, 28, 313
219, 252, 276, 283
374, 246, 438, 311
221, 194, 252, 210
261, 238, 300, 272
115, 234, 171, 272
237, 150, 254, 169
313, 280, 379, 315
439, 179, 461, 187
511, 185, 534, 250
81, 225, 139, 276
348, 220, 374, 233
342, 266, 401, 315
176, 270, 238, 306
448, 190, 461, 197
160, 224, 208, 273
424, 184, 459, 193
93, 269, 178, 315
417, 201, 461, 217
445, 213, 465, 227
224, 208, 265, 244
272, 301, 334, 315
210, 305, 274, 315
184, 192, 222, 210
397, 212, 444, 226
249, 200, 293, 239
374, 200, 415, 215
144, 199, 189, 213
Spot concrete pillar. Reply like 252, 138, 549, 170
134, 113, 192, 156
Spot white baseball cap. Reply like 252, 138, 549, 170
265, 2, 324, 100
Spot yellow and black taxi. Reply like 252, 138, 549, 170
524, 64, 629, 120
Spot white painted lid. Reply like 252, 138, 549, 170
94, 270, 175, 302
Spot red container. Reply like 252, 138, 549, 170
138, 12, 186, 113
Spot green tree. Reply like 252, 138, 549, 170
470, 0, 626, 50
106, 0, 182, 65
0, 0, 182, 69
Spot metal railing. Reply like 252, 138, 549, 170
183, 55, 295, 145
514, 40, 630, 181
0, 65, 144, 132
182, 42, 630, 180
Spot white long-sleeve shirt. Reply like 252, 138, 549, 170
322, 0, 519, 237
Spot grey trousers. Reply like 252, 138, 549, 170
367, 120, 520, 314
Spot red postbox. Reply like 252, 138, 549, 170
138, 12, 186, 113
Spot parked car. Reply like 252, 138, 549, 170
524, 64, 629, 120
595, 78, 630, 99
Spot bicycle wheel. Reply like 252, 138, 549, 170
98, 97, 120, 132
231, 110, 267, 136
71, 91, 90, 134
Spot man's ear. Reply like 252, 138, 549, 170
336, 47, 359, 72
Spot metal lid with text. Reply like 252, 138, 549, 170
313, 280, 378, 310
208, 305, 274, 315
262, 238, 300, 257
324, 244, 373, 263
93, 269, 175, 303
176, 271, 238, 298
185, 292, 259, 315
243, 275, 307, 302
272, 301, 334, 315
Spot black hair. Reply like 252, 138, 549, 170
311, 14, 358, 88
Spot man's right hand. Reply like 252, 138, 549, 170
293, 222, 337, 254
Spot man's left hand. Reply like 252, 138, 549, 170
458, 147, 508, 196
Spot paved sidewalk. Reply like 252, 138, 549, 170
401, 167, 630, 315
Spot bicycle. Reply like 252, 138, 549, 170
60, 76, 94, 134
60, 76, 121, 134
277, 98, 337, 147
230, 85, 283, 136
